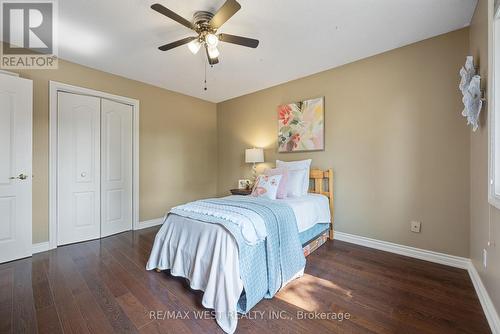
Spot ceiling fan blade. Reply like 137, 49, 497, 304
205, 46, 219, 65
158, 37, 197, 51
151, 3, 194, 30
218, 33, 259, 48
209, 0, 241, 29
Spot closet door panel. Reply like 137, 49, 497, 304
57, 92, 101, 245
101, 99, 133, 237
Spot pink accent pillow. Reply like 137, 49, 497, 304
251, 175, 282, 199
264, 167, 289, 199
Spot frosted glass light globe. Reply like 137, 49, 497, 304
187, 39, 201, 54
207, 46, 219, 59
205, 33, 219, 47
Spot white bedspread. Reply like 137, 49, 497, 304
278, 193, 331, 232
146, 214, 243, 333
146, 194, 330, 333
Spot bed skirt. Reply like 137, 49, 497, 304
300, 223, 329, 257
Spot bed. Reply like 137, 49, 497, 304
146, 168, 334, 333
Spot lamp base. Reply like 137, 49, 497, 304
251, 163, 258, 185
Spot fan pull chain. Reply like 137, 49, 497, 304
204, 61, 208, 91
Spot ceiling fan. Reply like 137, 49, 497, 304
151, 0, 259, 65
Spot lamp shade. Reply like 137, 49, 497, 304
245, 148, 264, 163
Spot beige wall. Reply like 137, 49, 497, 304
217, 29, 471, 257
469, 0, 500, 312
4, 24, 478, 262
12, 60, 217, 243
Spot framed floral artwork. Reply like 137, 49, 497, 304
278, 97, 325, 152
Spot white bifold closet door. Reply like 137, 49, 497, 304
100, 99, 133, 238
58, 93, 101, 245
57, 92, 132, 246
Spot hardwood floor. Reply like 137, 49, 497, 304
0, 227, 490, 334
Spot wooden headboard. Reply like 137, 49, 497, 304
309, 168, 334, 239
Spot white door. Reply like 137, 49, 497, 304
57, 92, 101, 245
100, 99, 133, 237
0, 74, 32, 263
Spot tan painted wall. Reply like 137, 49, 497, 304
217, 29, 471, 257
11, 60, 217, 243
469, 0, 500, 312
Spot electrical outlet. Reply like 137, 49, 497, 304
483, 249, 488, 268
410, 221, 421, 233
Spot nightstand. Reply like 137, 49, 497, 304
230, 188, 252, 196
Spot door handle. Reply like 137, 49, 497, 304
9, 173, 28, 180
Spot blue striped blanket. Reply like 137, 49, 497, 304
170, 196, 306, 312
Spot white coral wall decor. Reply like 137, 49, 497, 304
459, 56, 483, 132
459, 56, 475, 94
462, 76, 483, 131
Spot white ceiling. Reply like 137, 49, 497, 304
57, 0, 478, 103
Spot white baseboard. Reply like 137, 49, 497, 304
334, 231, 470, 269
32, 219, 163, 254
32, 242, 51, 254
468, 263, 500, 333
135, 217, 164, 230
334, 231, 499, 333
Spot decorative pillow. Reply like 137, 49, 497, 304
251, 175, 282, 200
263, 167, 288, 199
276, 159, 312, 196
284, 170, 306, 197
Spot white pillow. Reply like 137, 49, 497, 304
285, 169, 307, 197
251, 175, 283, 200
276, 159, 312, 197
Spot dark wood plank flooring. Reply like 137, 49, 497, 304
0, 227, 490, 333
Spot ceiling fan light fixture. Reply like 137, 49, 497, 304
187, 39, 201, 54
152, 1, 259, 65
205, 33, 219, 47
207, 46, 220, 59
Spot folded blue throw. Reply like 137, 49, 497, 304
170, 196, 306, 312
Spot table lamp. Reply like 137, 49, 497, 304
245, 148, 264, 184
